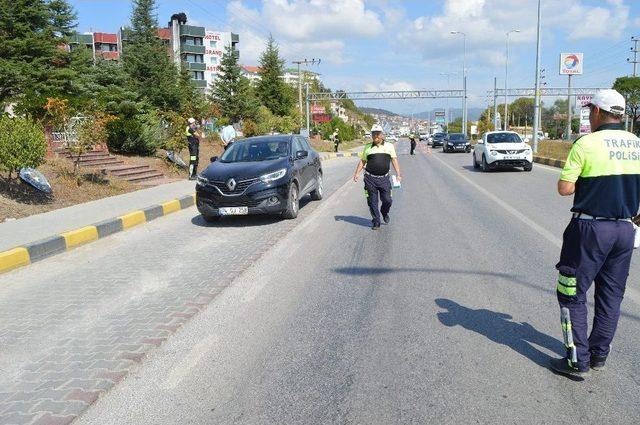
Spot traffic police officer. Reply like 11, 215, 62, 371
550, 89, 639, 378
409, 134, 417, 155
186, 118, 200, 180
353, 124, 402, 230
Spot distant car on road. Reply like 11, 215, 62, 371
431, 132, 447, 147
386, 135, 398, 142
196, 135, 323, 222
472, 131, 533, 172
443, 133, 471, 153
419, 133, 429, 141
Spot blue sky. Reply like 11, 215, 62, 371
71, 0, 640, 115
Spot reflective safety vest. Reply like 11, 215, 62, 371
560, 123, 640, 218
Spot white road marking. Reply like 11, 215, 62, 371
429, 153, 640, 306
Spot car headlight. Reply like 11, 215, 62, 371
490, 151, 498, 156
448, 142, 453, 146
196, 175, 209, 186
260, 168, 287, 183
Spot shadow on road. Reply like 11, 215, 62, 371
435, 298, 564, 367
334, 215, 371, 227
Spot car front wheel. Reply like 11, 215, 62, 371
282, 183, 299, 219
524, 163, 533, 172
481, 155, 490, 172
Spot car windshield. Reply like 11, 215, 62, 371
449, 134, 466, 141
220, 139, 290, 163
434, 133, 445, 138
487, 133, 522, 144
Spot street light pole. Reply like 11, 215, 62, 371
532, 0, 542, 153
504, 29, 520, 131
440, 72, 457, 128
451, 31, 467, 136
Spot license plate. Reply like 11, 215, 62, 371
218, 207, 248, 215
504, 156, 520, 160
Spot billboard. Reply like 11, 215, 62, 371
576, 95, 593, 107
560, 53, 583, 75
579, 108, 591, 135
312, 113, 332, 123
434, 110, 446, 124
310, 104, 325, 114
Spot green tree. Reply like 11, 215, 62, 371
0, 0, 78, 117
509, 97, 535, 126
0, 116, 46, 181
613, 76, 640, 134
210, 44, 259, 123
256, 35, 295, 116
122, 0, 181, 111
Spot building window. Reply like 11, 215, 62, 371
185, 54, 203, 63
191, 71, 205, 80
185, 36, 203, 46
210, 57, 217, 65
209, 40, 217, 48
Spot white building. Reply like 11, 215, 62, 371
203, 30, 239, 91
330, 102, 349, 123
241, 65, 262, 85
282, 68, 321, 86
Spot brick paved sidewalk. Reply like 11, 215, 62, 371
0, 159, 354, 425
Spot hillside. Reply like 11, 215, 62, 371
359, 107, 399, 117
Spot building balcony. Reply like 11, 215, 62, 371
69, 33, 93, 45
98, 51, 120, 61
180, 43, 205, 54
231, 33, 239, 43
180, 25, 205, 37
185, 62, 206, 71
192, 79, 207, 88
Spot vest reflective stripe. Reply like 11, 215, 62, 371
185, 126, 192, 136
557, 273, 577, 296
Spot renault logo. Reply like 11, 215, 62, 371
227, 178, 237, 191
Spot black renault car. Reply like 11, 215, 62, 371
196, 135, 323, 222
443, 133, 471, 153
431, 132, 446, 147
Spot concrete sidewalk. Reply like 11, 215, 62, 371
0, 180, 196, 252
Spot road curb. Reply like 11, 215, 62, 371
533, 156, 565, 168
0, 193, 197, 275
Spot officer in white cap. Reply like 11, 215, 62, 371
550, 89, 640, 378
186, 118, 200, 180
353, 124, 402, 230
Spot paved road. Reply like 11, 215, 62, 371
76, 140, 640, 424
3, 140, 640, 424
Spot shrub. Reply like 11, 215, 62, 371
106, 111, 161, 156
0, 116, 47, 180
70, 114, 114, 174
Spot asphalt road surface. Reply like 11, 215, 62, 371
3, 140, 640, 424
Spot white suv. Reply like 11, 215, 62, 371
472, 131, 533, 172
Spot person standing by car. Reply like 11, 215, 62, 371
353, 124, 402, 230
550, 89, 640, 378
186, 118, 200, 180
409, 134, 417, 155
220, 125, 237, 152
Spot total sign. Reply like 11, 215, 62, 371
559, 53, 583, 75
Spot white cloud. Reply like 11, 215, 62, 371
364, 80, 416, 91
225, 0, 383, 64
393, 0, 631, 68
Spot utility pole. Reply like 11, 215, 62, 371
493, 77, 498, 130
305, 83, 310, 135
292, 58, 321, 125
628, 37, 639, 77
451, 31, 467, 136
566, 74, 573, 141
532, 0, 542, 153
504, 29, 520, 130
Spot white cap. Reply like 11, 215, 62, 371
371, 124, 384, 133
188, 117, 196, 124
587, 89, 626, 116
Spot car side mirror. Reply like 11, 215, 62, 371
477, 140, 484, 144
210, 156, 218, 162
523, 137, 530, 143
296, 150, 309, 160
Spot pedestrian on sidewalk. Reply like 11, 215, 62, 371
353, 124, 402, 230
221, 125, 237, 152
550, 89, 640, 379
186, 118, 200, 180
409, 134, 417, 155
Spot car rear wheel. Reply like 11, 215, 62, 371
310, 174, 323, 201
282, 183, 299, 219
481, 155, 490, 172
472, 153, 480, 169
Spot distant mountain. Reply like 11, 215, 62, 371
413, 108, 485, 122
360, 107, 399, 117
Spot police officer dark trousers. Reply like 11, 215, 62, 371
186, 118, 199, 180
353, 125, 402, 230
550, 89, 640, 379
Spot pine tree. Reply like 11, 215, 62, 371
123, 0, 181, 111
210, 44, 258, 123
0, 0, 78, 117
256, 35, 295, 116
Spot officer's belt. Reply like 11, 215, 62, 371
572, 212, 632, 222
364, 171, 389, 178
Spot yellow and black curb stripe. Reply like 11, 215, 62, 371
533, 156, 565, 169
319, 152, 360, 161
0, 194, 197, 275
